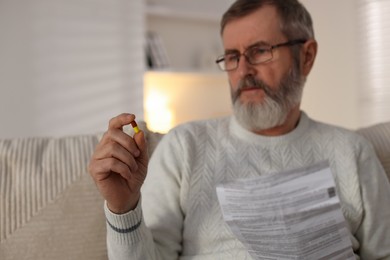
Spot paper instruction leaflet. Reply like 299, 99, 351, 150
216, 162, 355, 260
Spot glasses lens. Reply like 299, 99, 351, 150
216, 46, 274, 71
217, 60, 226, 71
221, 54, 238, 71
247, 47, 272, 65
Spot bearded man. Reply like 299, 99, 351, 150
88, 0, 390, 259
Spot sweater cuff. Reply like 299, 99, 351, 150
104, 198, 144, 245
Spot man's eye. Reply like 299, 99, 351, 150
253, 48, 268, 55
225, 54, 239, 62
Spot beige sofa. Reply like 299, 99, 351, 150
0, 120, 389, 260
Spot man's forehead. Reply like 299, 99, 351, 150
222, 5, 285, 50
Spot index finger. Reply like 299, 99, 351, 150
108, 113, 136, 130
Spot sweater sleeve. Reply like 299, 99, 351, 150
355, 143, 390, 259
105, 129, 187, 260
104, 199, 159, 260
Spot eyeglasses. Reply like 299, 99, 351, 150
215, 39, 307, 71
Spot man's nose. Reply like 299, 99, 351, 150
236, 55, 256, 77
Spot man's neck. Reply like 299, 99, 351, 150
252, 107, 301, 136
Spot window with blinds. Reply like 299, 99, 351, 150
358, 0, 390, 126
0, 0, 145, 138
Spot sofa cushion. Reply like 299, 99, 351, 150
357, 121, 390, 180
0, 134, 108, 259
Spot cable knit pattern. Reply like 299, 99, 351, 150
105, 112, 390, 260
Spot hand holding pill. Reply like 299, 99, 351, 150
88, 113, 149, 214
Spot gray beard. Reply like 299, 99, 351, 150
231, 65, 305, 132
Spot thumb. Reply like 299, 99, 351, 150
133, 131, 149, 165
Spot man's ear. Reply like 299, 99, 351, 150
301, 39, 318, 76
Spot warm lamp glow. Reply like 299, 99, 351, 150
144, 89, 174, 133
144, 71, 232, 133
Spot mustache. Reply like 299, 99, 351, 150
232, 76, 274, 103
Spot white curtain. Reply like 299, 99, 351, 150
358, 0, 390, 126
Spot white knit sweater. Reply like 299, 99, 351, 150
105, 112, 390, 260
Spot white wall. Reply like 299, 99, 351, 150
300, 0, 360, 129
0, 0, 145, 138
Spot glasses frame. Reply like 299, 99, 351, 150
215, 39, 307, 71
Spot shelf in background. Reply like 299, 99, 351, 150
145, 69, 226, 76
146, 4, 221, 23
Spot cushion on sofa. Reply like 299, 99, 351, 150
357, 121, 390, 180
0, 134, 107, 259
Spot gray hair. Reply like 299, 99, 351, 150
220, 0, 315, 40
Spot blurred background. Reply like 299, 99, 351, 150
0, 0, 389, 138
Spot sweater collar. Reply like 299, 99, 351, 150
229, 111, 311, 146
